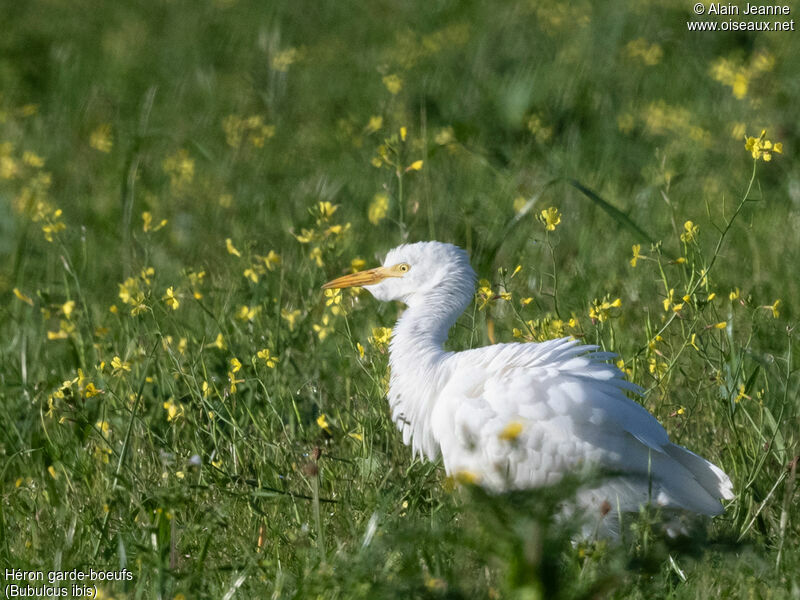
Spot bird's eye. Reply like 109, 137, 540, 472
397, 263, 410, 273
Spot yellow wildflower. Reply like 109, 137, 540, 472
382, 74, 403, 95
162, 287, 180, 310
663, 288, 683, 312
406, 160, 424, 172
281, 308, 301, 331
476, 279, 494, 310
434, 126, 455, 145
142, 211, 167, 232
511, 265, 522, 278
356, 342, 365, 359
400, 126, 408, 141
369, 326, 392, 350
589, 297, 621, 322
207, 333, 226, 350
745, 130, 783, 161
539, 207, 561, 231
271, 47, 300, 72
163, 398, 185, 422
325, 288, 344, 315
368, 193, 389, 224
680, 220, 699, 243
225, 238, 241, 257
625, 38, 663, 66
499, 421, 524, 442
162, 149, 194, 190
90, 124, 113, 153
111, 356, 131, 376
318, 201, 338, 220
648, 358, 668, 378
23, 151, 44, 167
228, 370, 244, 393
309, 247, 324, 267
48, 466, 58, 480
714, 321, 727, 329
313, 314, 333, 340
317, 414, 331, 433
630, 244, 642, 267
454, 471, 480, 485
765, 299, 780, 318
256, 348, 279, 368
689, 333, 699, 351
733, 384, 746, 403
13, 288, 34, 306
62, 300, 75, 318
236, 305, 257, 321
366, 115, 383, 133
230, 357, 242, 373
261, 250, 281, 270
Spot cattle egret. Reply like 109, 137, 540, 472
323, 241, 734, 534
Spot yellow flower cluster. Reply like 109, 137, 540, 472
163, 398, 185, 422
382, 74, 403, 95
256, 348, 279, 368
228, 357, 244, 393
744, 130, 783, 162
512, 316, 578, 342
90, 123, 113, 153
368, 326, 392, 351
162, 149, 194, 192
680, 220, 699, 243
663, 288, 686, 313
589, 297, 621, 323
46, 368, 103, 419
630, 244, 642, 267
710, 51, 774, 99
117, 268, 155, 316
142, 211, 167, 232
271, 47, 301, 72
386, 23, 470, 70
2, 145, 67, 243
293, 201, 350, 268
222, 114, 276, 148
368, 193, 389, 225
313, 314, 333, 340
526, 114, 553, 143
476, 279, 511, 310
538, 207, 561, 231
625, 38, 663, 66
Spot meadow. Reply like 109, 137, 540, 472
1, 0, 798, 597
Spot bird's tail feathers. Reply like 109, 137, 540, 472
664, 443, 734, 501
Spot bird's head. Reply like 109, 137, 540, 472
322, 241, 476, 308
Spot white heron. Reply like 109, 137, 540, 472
323, 241, 734, 534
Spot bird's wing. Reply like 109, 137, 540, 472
432, 338, 731, 514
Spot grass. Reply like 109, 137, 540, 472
1, 0, 798, 597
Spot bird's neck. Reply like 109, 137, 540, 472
386, 289, 470, 459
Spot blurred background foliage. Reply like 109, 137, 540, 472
1, 0, 798, 598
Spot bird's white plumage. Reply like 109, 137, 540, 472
333, 241, 734, 531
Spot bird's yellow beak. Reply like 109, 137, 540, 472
322, 266, 393, 290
